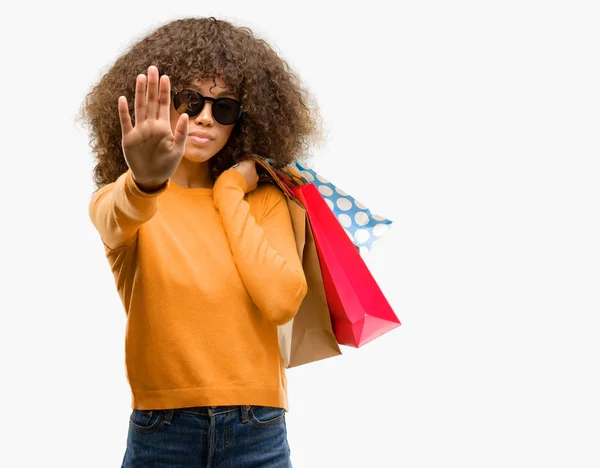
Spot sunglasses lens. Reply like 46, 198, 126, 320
174, 90, 241, 125
212, 98, 241, 125
174, 89, 202, 114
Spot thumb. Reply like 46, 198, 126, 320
173, 113, 189, 152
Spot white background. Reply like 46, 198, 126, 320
1, 1, 598, 466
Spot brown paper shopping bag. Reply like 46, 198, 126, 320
249, 156, 342, 368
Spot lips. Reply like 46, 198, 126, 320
189, 131, 214, 140
189, 135, 211, 145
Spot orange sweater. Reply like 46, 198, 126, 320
89, 168, 307, 411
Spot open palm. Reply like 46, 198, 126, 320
118, 65, 189, 190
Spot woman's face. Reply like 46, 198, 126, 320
169, 75, 239, 164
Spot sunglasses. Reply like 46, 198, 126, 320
172, 89, 243, 125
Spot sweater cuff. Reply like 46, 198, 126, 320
215, 169, 248, 193
125, 169, 171, 197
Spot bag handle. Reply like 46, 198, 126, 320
247, 155, 295, 200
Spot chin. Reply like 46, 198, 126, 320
182, 151, 217, 164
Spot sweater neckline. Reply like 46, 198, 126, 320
168, 181, 213, 196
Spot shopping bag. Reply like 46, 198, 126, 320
265, 161, 401, 348
275, 161, 393, 255
249, 156, 342, 368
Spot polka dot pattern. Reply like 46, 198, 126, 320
316, 173, 329, 184
279, 161, 393, 253
338, 214, 352, 228
336, 198, 352, 211
318, 185, 334, 197
373, 223, 389, 237
355, 212, 369, 226
354, 229, 370, 244
301, 171, 314, 182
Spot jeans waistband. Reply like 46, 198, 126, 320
175, 405, 244, 416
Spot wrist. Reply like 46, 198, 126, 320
226, 167, 249, 193
132, 175, 168, 193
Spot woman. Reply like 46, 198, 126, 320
78, 16, 324, 467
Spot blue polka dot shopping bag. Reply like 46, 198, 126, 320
277, 161, 393, 256
253, 156, 401, 348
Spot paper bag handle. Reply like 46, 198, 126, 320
247, 155, 295, 200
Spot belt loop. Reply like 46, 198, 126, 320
241, 405, 250, 424
163, 409, 174, 425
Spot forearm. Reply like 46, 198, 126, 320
213, 170, 307, 325
89, 169, 169, 249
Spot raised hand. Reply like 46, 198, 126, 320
118, 65, 189, 191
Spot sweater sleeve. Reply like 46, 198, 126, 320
88, 169, 170, 250
213, 169, 308, 326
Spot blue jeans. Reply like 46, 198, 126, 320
121, 405, 292, 467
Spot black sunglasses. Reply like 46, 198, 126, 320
172, 89, 243, 125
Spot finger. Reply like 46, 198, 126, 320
158, 74, 171, 121
134, 74, 147, 125
146, 65, 159, 120
173, 113, 189, 152
118, 96, 133, 135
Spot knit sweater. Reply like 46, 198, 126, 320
88, 167, 307, 411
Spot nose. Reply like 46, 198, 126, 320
194, 100, 214, 125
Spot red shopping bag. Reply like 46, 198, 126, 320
276, 173, 401, 348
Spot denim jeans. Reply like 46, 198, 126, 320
121, 405, 292, 467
